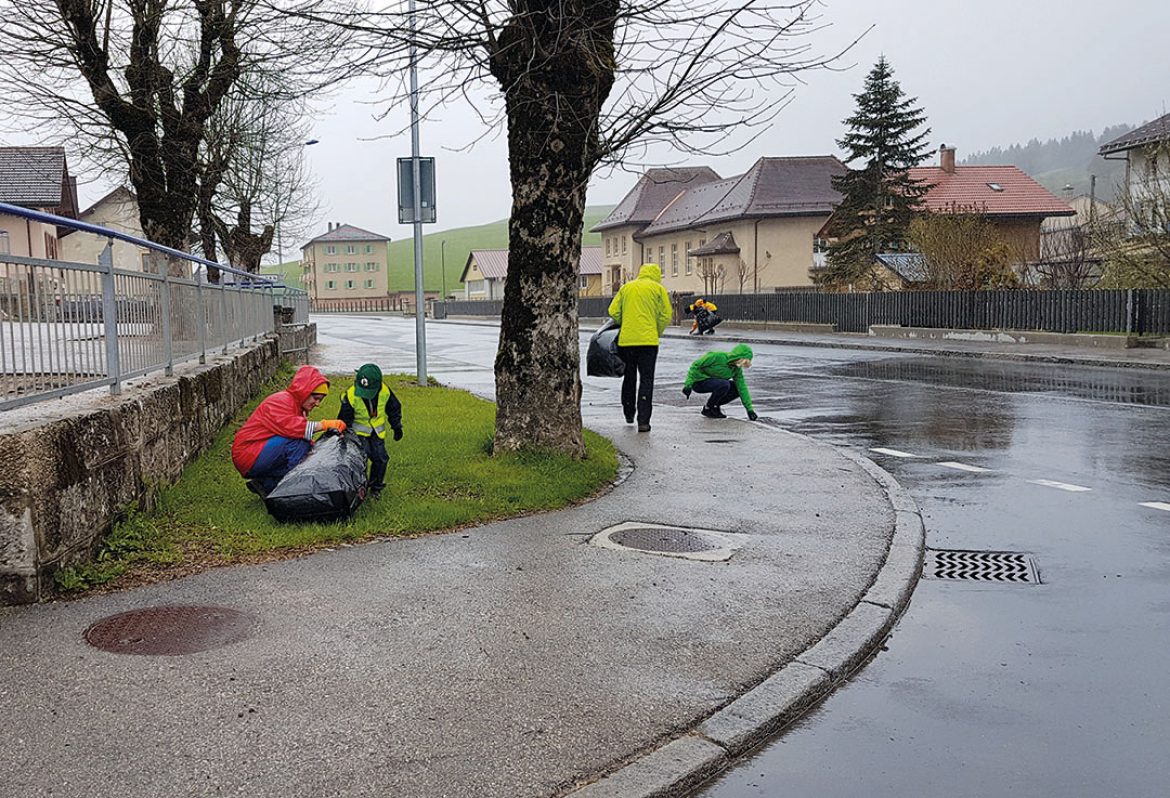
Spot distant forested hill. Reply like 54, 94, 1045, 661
963, 124, 1136, 200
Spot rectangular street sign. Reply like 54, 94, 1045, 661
397, 157, 437, 224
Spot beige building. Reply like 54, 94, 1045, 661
593, 158, 846, 295
58, 186, 150, 271
302, 223, 392, 301
0, 147, 78, 261
460, 246, 603, 300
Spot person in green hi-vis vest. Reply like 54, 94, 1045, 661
338, 363, 403, 498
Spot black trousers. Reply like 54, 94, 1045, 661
692, 377, 740, 409
359, 434, 390, 491
618, 345, 658, 424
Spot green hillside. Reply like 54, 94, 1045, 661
387, 205, 615, 295
259, 261, 304, 289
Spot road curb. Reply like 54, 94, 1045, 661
562, 428, 925, 797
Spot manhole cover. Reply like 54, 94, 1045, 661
592, 522, 741, 562
84, 605, 257, 655
923, 550, 1040, 584
610, 526, 723, 554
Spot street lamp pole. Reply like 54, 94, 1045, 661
441, 239, 446, 299
408, 0, 427, 384
273, 139, 318, 266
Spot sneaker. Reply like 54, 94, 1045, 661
369, 487, 383, 500
701, 406, 727, 419
637, 423, 651, 432
624, 413, 635, 424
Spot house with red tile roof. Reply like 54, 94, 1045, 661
905, 145, 1074, 262
593, 157, 846, 293
300, 222, 392, 301
459, 246, 604, 300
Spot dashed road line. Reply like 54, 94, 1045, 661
937, 461, 993, 473
870, 447, 919, 458
1028, 479, 1092, 493
1139, 501, 1170, 512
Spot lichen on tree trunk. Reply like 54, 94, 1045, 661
489, 2, 618, 458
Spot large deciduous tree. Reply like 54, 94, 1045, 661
819, 56, 932, 289
301, 0, 848, 456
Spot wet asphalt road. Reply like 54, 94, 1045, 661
317, 317, 1170, 797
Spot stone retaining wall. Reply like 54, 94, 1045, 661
0, 331, 308, 605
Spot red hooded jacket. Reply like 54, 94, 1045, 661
231, 365, 329, 476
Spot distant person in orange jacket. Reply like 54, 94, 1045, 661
687, 298, 720, 335
231, 365, 346, 496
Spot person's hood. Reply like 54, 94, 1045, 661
729, 344, 754, 362
287, 364, 329, 405
637, 263, 663, 282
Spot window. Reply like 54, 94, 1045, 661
346, 244, 357, 254
658, 246, 664, 267
467, 279, 485, 293
605, 238, 611, 257
326, 280, 336, 290
325, 245, 337, 255
671, 243, 678, 276
813, 237, 829, 253
345, 280, 355, 289
365, 244, 374, 254
987, 182, 1004, 192
365, 262, 378, 271
622, 236, 627, 254
345, 262, 358, 272
579, 275, 588, 289
364, 279, 375, 288
0, 231, 8, 255
324, 263, 337, 273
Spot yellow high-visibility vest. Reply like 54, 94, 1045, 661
346, 385, 391, 438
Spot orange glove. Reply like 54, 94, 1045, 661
319, 419, 346, 434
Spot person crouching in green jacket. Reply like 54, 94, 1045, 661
607, 263, 673, 432
682, 344, 759, 421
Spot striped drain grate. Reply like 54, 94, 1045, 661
924, 549, 1040, 583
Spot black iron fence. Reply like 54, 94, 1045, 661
436, 289, 1170, 335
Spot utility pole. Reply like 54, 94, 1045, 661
408, 0, 427, 385
441, 239, 447, 299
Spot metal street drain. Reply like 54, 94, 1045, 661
592, 522, 741, 562
923, 550, 1040, 584
84, 605, 257, 655
703, 439, 739, 444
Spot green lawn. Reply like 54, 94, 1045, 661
259, 261, 304, 289
56, 367, 617, 594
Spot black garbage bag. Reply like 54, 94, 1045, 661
586, 319, 624, 378
698, 311, 723, 333
263, 431, 368, 522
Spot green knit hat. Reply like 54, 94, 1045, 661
354, 363, 383, 400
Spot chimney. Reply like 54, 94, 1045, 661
939, 144, 956, 174
328, 222, 334, 232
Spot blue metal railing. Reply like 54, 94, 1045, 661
0, 201, 308, 410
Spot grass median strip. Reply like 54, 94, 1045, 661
56, 366, 618, 594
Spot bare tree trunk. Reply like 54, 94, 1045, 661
488, 2, 618, 457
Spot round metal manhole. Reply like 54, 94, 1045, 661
84, 605, 256, 656
610, 526, 723, 554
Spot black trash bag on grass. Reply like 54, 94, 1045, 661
264, 431, 368, 522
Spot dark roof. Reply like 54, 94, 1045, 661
690, 231, 740, 256
907, 164, 1074, 218
592, 167, 722, 232
304, 223, 391, 246
0, 147, 73, 210
1099, 113, 1170, 155
459, 246, 604, 282
876, 253, 928, 283
637, 156, 846, 237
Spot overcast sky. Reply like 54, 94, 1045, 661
73, 0, 1170, 250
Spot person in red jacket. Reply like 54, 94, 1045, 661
231, 365, 347, 496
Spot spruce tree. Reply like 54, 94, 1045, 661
820, 56, 933, 288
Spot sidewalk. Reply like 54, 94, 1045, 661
0, 403, 921, 797
434, 315, 1170, 370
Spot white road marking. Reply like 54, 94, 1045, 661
870, 447, 919, 458
1028, 479, 1092, 493
937, 461, 993, 473
1139, 501, 1170, 512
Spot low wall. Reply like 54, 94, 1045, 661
0, 334, 297, 605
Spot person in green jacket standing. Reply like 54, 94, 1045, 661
682, 344, 759, 420
607, 263, 673, 432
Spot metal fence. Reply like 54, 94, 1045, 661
0, 202, 309, 411
436, 289, 1170, 335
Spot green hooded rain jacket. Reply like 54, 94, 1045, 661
683, 344, 755, 414
607, 263, 673, 347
